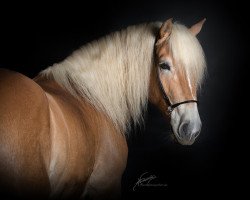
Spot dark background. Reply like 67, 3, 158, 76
0, 0, 247, 199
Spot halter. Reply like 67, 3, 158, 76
157, 69, 198, 114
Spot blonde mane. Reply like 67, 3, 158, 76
41, 21, 206, 134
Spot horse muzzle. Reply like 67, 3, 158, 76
175, 120, 202, 145
170, 104, 202, 145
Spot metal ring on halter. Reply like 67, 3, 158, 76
157, 69, 198, 113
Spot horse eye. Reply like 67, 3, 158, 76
159, 62, 170, 70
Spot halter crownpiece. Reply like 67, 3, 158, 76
157, 69, 198, 114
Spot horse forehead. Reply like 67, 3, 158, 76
156, 43, 171, 58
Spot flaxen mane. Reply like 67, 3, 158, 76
41, 22, 206, 134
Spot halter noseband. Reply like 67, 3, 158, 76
157, 69, 198, 113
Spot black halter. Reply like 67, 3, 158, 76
157, 69, 198, 113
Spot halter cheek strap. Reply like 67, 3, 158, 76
157, 69, 198, 113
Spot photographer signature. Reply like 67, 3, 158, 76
133, 172, 168, 191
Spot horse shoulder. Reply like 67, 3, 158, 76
83, 114, 128, 199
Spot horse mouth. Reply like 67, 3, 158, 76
170, 128, 196, 146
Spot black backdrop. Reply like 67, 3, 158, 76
0, 0, 247, 199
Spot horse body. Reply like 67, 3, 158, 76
0, 69, 127, 199
0, 19, 206, 199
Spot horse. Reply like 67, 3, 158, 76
0, 18, 206, 199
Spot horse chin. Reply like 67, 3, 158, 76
175, 136, 196, 145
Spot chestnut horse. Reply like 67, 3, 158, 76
0, 18, 206, 199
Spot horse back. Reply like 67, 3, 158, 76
0, 69, 51, 198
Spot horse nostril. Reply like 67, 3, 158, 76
179, 122, 189, 137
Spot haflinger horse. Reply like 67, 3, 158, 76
0, 18, 206, 199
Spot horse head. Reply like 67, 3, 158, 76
150, 18, 206, 145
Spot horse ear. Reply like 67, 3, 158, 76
156, 18, 173, 45
189, 18, 206, 36
159, 18, 173, 38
